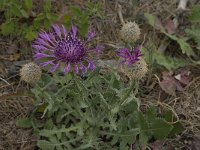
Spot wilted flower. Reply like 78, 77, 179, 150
33, 24, 104, 74
120, 21, 140, 43
117, 46, 148, 80
20, 62, 42, 83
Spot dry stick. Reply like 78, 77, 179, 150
178, 0, 189, 10
117, 4, 125, 25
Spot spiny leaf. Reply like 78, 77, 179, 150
189, 5, 200, 22
186, 28, 200, 45
24, 0, 33, 10
37, 140, 55, 150
1, 20, 14, 35
144, 13, 164, 31
155, 53, 188, 71
149, 119, 173, 139
39, 125, 80, 137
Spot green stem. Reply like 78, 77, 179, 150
120, 80, 136, 106
71, 73, 82, 93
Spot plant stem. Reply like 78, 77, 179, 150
120, 80, 136, 106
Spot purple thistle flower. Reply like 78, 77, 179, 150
117, 46, 143, 66
33, 24, 103, 74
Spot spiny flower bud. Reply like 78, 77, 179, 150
120, 21, 141, 42
120, 59, 148, 80
20, 62, 42, 83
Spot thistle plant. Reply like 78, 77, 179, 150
23, 23, 181, 150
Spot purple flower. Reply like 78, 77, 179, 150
33, 24, 103, 74
117, 46, 143, 66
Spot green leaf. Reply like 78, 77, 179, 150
177, 38, 195, 56
25, 30, 37, 41
168, 122, 185, 137
147, 106, 157, 122
144, 13, 164, 31
139, 132, 149, 146
44, 19, 52, 29
154, 53, 188, 70
166, 33, 195, 56
37, 140, 55, 150
145, 13, 195, 56
16, 118, 32, 128
189, 5, 200, 22
24, 0, 33, 10
144, 13, 157, 27
39, 125, 80, 137
20, 9, 29, 18
186, 28, 200, 45
0, 0, 6, 8
1, 20, 14, 35
10, 3, 22, 17
164, 110, 185, 137
44, 0, 51, 12
150, 119, 173, 139
70, 6, 82, 16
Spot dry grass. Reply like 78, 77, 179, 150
0, 83, 36, 150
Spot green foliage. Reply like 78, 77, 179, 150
16, 117, 32, 128
69, 6, 90, 37
85, 0, 105, 19
189, 5, 200, 22
0, 0, 58, 41
28, 69, 184, 149
142, 45, 188, 71
144, 13, 195, 57
186, 27, 200, 46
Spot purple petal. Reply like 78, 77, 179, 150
119, 59, 126, 65
34, 53, 52, 60
88, 61, 96, 71
48, 33, 57, 45
71, 25, 77, 39
64, 63, 71, 74
49, 63, 59, 73
35, 38, 53, 48
62, 25, 67, 39
39, 61, 54, 67
92, 45, 105, 53
87, 30, 96, 41
80, 64, 87, 74
39, 32, 51, 42
74, 65, 79, 74
32, 45, 50, 51
52, 24, 62, 38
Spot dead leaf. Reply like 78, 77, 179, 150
152, 140, 164, 150
174, 70, 190, 85
163, 18, 177, 34
191, 135, 200, 150
159, 71, 184, 95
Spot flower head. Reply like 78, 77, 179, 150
120, 59, 148, 80
117, 46, 143, 66
33, 24, 103, 74
117, 46, 147, 80
120, 21, 140, 43
20, 62, 42, 83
